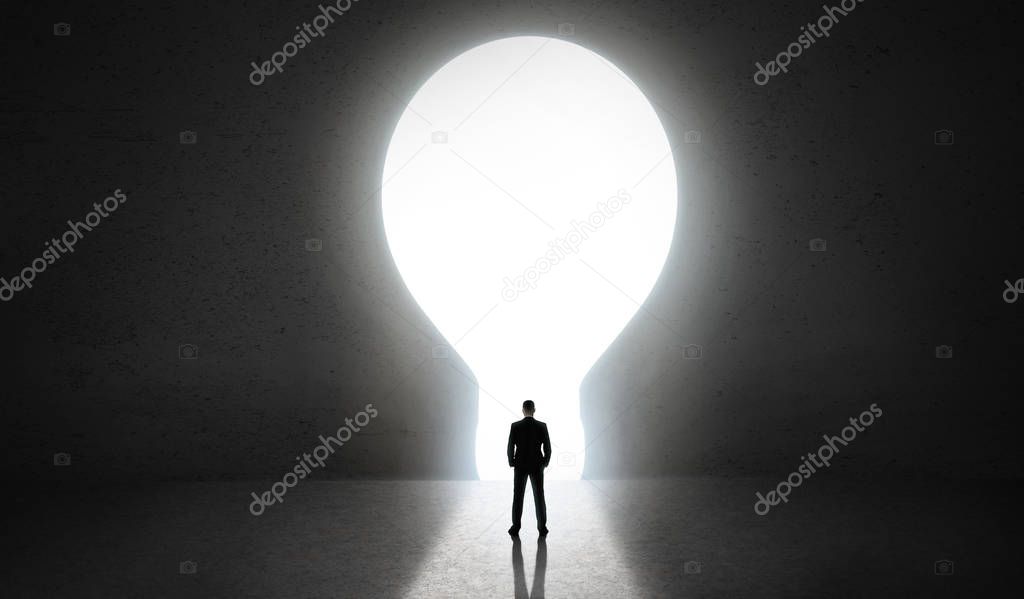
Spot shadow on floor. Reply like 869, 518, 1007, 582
512, 537, 546, 598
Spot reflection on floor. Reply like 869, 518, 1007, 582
6, 477, 1020, 597
402, 481, 641, 597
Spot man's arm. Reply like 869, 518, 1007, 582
507, 424, 516, 467
541, 423, 551, 468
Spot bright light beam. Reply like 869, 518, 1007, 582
382, 36, 678, 480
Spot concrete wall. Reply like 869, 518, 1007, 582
2, 0, 1019, 480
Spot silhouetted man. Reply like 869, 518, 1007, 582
507, 400, 551, 538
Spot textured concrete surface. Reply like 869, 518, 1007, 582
2, 1, 1021, 482
6, 478, 1020, 598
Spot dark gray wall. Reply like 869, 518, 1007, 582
2, 0, 1020, 480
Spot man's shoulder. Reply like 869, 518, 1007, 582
512, 418, 547, 427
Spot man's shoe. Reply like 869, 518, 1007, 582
538, 528, 549, 537
508, 527, 520, 538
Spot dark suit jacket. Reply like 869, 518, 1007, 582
507, 417, 551, 469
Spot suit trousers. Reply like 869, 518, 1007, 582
511, 465, 547, 531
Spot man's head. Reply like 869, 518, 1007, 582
522, 400, 535, 417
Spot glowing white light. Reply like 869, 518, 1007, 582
382, 36, 677, 480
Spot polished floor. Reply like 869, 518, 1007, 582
6, 477, 1019, 597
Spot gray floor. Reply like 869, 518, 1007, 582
5, 477, 1019, 597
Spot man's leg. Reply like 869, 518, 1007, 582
510, 467, 527, 535
529, 467, 547, 533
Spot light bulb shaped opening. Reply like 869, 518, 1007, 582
382, 36, 677, 480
